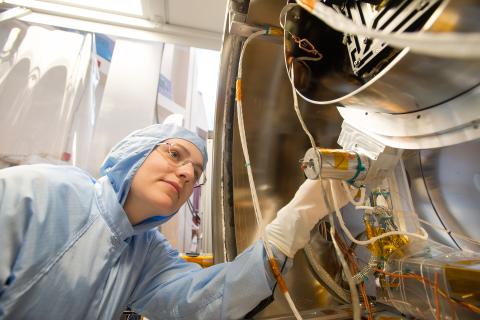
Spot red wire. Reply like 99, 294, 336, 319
434, 272, 441, 320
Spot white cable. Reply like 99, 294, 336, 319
237, 30, 269, 234
281, 8, 333, 106
288, 56, 324, 184
283, 1, 480, 106
290, 67, 318, 155
325, 181, 361, 320
418, 218, 480, 246
286, 20, 361, 316
331, 180, 429, 245
355, 206, 374, 211
279, 3, 297, 29
341, 181, 366, 207
297, 0, 480, 59
237, 29, 303, 320
285, 17, 361, 318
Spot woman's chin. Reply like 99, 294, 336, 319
149, 191, 175, 206
151, 199, 178, 215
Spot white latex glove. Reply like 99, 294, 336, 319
266, 179, 352, 258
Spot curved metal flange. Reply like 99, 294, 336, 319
337, 85, 480, 149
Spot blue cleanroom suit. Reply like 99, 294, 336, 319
0, 124, 288, 319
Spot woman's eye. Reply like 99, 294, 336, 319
168, 150, 179, 159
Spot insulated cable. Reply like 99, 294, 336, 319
326, 183, 362, 320
330, 180, 429, 246
342, 181, 366, 207
283, 13, 362, 316
281, 3, 362, 316
417, 218, 480, 247
333, 228, 373, 320
281, 3, 337, 107
236, 27, 303, 320
285, 0, 480, 106
296, 0, 480, 59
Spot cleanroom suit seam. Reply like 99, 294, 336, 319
94, 190, 122, 244
3, 213, 100, 307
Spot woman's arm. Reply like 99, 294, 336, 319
128, 232, 290, 320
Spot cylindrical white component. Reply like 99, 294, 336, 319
302, 147, 370, 184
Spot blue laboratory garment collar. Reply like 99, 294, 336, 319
96, 176, 175, 237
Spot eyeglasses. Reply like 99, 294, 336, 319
155, 142, 207, 188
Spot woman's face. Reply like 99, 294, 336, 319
124, 138, 204, 225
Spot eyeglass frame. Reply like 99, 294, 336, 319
155, 142, 207, 189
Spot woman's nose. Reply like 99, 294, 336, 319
176, 162, 195, 182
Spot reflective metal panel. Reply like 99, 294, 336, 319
232, 39, 344, 252
403, 142, 480, 253
420, 140, 480, 252
231, 35, 345, 314
403, 151, 460, 249
213, 0, 480, 318
284, 0, 480, 113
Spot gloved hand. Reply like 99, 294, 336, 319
266, 179, 352, 258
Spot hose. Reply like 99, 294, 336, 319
236, 28, 303, 320
326, 181, 362, 320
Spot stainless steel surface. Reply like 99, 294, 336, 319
420, 141, 480, 251
304, 228, 349, 303
404, 142, 480, 253
337, 86, 480, 149
245, 0, 285, 28
285, 0, 480, 114
403, 151, 460, 249
231, 9, 346, 314
257, 304, 353, 320
213, 1, 349, 312
213, 0, 480, 318
232, 37, 343, 253
212, 0, 247, 263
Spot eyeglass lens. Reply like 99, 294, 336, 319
158, 143, 206, 187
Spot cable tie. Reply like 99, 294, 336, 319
347, 153, 364, 185
263, 25, 270, 35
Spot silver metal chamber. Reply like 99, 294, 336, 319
212, 0, 480, 318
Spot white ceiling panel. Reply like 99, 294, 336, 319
1, 0, 227, 49
166, 0, 227, 34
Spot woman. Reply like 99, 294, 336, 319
0, 124, 348, 319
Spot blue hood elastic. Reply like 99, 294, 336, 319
99, 124, 207, 228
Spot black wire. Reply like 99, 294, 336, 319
418, 151, 462, 250
186, 198, 195, 214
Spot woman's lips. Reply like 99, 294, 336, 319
163, 180, 181, 198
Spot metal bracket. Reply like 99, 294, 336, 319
338, 121, 403, 186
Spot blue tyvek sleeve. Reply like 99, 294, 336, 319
0, 167, 28, 298
0, 165, 95, 307
128, 233, 292, 320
